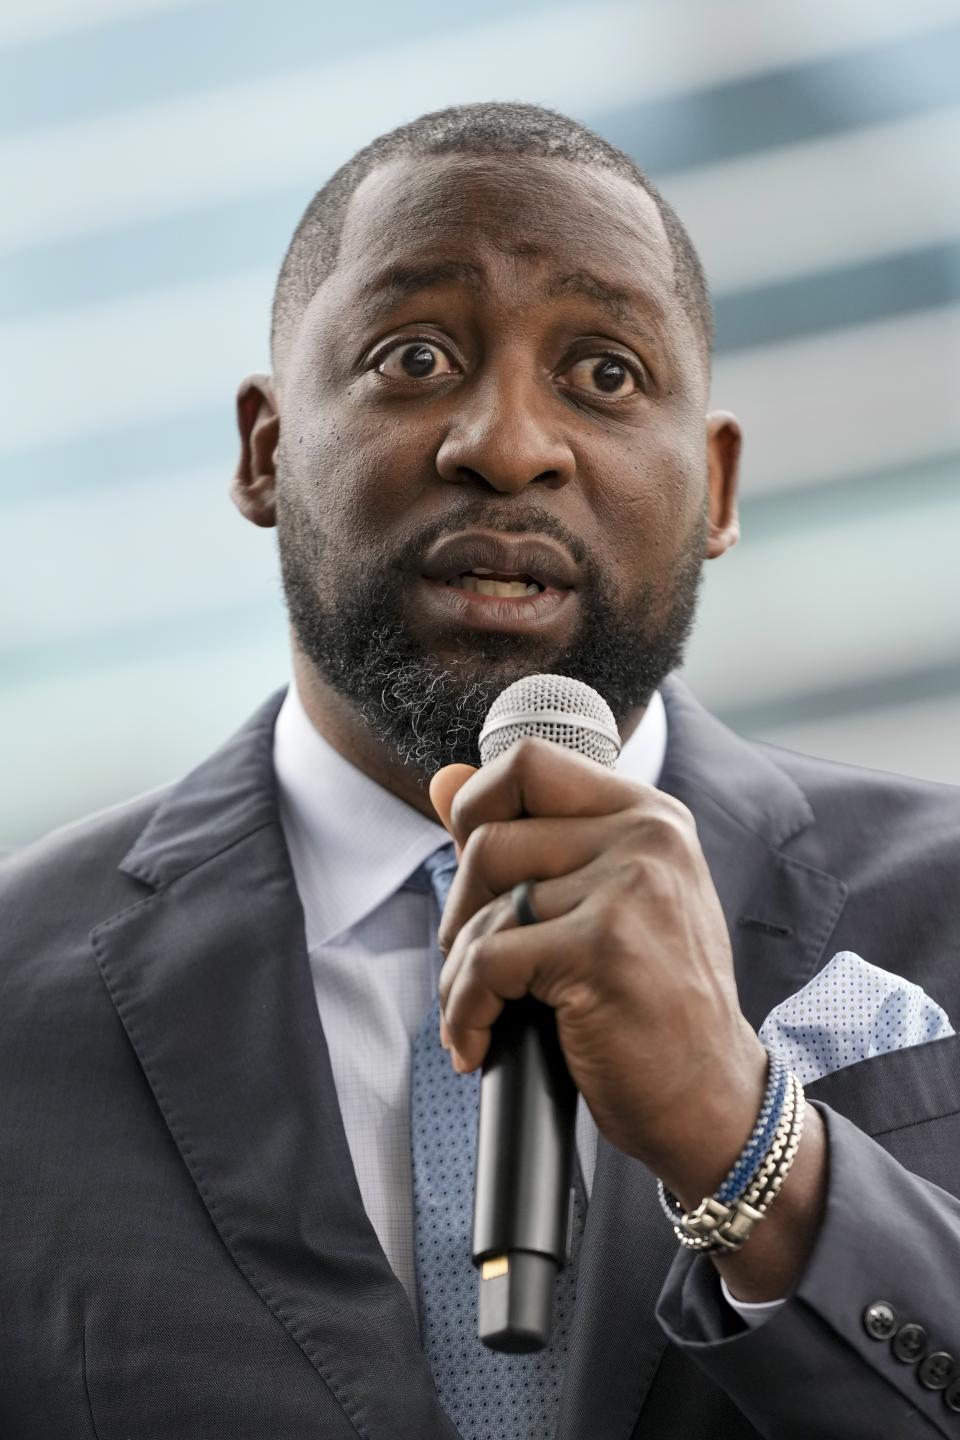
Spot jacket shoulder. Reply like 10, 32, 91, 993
754, 738, 960, 883
756, 739, 960, 821
0, 787, 169, 965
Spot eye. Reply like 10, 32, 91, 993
563, 354, 643, 398
375, 340, 457, 380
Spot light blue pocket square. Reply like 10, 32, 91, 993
758, 951, 955, 1085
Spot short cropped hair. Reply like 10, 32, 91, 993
271, 100, 713, 371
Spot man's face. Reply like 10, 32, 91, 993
249, 153, 737, 776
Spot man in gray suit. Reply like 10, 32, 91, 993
3, 102, 960, 1438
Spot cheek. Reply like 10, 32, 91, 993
593, 434, 705, 572
281, 396, 419, 539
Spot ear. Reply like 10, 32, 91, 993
231, 373, 280, 528
704, 410, 741, 559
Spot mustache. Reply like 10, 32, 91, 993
386, 500, 590, 575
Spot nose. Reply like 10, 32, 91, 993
434, 366, 576, 494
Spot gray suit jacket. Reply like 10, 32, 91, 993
2, 678, 960, 1438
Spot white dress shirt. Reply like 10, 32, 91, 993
273, 679, 777, 1330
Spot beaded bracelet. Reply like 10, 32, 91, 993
736, 1073, 805, 1217
656, 1047, 788, 1229
665, 1073, 805, 1253
715, 1050, 789, 1206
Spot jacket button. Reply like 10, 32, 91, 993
892, 1323, 928, 1363
918, 1352, 957, 1390
945, 1377, 960, 1412
863, 1302, 898, 1340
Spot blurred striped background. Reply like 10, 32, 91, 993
3, 0, 959, 847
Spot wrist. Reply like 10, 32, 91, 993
653, 1043, 769, 1208
666, 1072, 805, 1255
657, 1051, 824, 1287
711, 1105, 828, 1302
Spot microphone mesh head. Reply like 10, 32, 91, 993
478, 674, 621, 770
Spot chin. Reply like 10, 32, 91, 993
428, 632, 559, 671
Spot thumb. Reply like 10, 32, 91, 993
428, 763, 476, 842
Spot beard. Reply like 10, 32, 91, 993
277, 492, 705, 781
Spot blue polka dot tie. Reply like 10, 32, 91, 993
410, 843, 585, 1440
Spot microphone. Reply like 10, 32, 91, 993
472, 674, 621, 1352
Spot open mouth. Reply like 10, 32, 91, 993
415, 528, 580, 636
440, 567, 544, 597
420, 529, 579, 593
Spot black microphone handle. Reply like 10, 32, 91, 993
472, 994, 578, 1351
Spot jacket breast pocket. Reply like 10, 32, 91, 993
806, 1032, 960, 1193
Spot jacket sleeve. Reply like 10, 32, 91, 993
655, 1102, 960, 1439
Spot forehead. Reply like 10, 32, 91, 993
331, 152, 679, 317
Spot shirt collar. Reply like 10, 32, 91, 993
273, 678, 667, 947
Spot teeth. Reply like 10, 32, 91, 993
447, 574, 540, 596
482, 579, 528, 596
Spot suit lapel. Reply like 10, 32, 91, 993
559, 678, 847, 1438
656, 681, 848, 1031
90, 692, 458, 1440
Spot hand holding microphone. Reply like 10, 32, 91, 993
428, 675, 768, 1350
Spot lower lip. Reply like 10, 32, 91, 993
416, 577, 576, 635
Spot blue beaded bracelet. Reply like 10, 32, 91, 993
716, 1051, 788, 1204
657, 1048, 788, 1225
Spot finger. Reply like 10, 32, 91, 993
440, 910, 584, 1071
429, 764, 477, 841
447, 736, 645, 848
440, 860, 595, 987
439, 866, 595, 1053
437, 814, 616, 954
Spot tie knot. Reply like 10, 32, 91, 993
418, 842, 458, 913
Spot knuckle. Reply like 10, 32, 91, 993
653, 802, 697, 855
463, 934, 490, 975
448, 788, 468, 834
507, 735, 550, 770
660, 793, 696, 830
616, 846, 649, 885
642, 856, 680, 903
600, 898, 640, 954
618, 811, 662, 868
624, 805, 657, 843
557, 978, 602, 1024
461, 820, 503, 870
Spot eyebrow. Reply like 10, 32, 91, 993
358, 260, 657, 341
546, 269, 657, 339
358, 261, 486, 309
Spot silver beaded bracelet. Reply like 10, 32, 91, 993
659, 1072, 806, 1254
